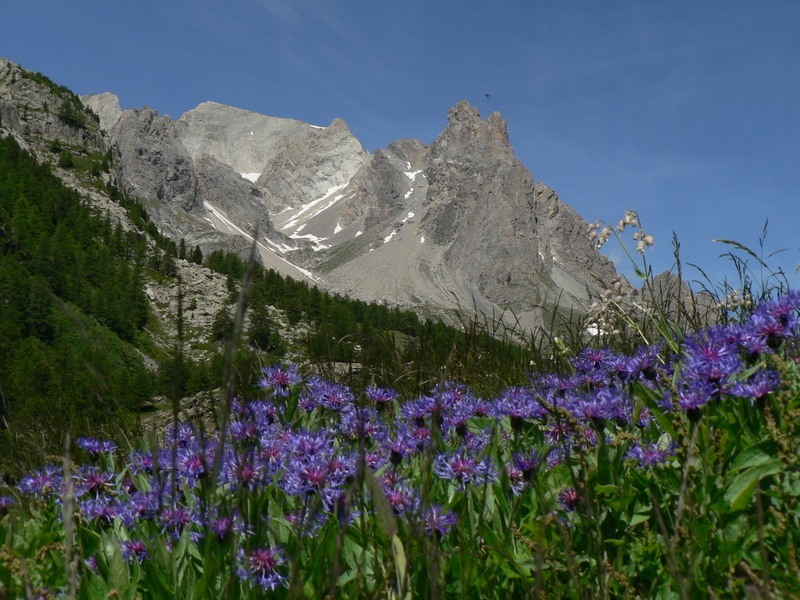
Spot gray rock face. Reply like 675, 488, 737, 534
0, 57, 106, 155
338, 146, 418, 231
4, 53, 620, 334
81, 92, 123, 132
111, 106, 200, 213
195, 152, 274, 236
176, 101, 313, 175
421, 101, 616, 312
643, 270, 718, 324
308, 100, 615, 329
105, 102, 297, 269
255, 117, 370, 212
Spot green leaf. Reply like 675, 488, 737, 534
364, 466, 398, 539
728, 441, 775, 473
628, 513, 650, 527
390, 534, 412, 600
724, 459, 783, 510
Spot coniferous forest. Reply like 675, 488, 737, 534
0, 135, 152, 467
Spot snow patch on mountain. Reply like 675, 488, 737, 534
240, 172, 261, 183
278, 183, 348, 231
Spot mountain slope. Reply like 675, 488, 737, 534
80, 75, 614, 331
281, 101, 616, 329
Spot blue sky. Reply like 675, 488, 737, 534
3, 0, 799, 291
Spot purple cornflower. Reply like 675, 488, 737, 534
571, 347, 619, 374
76, 437, 118, 456
382, 426, 419, 465
512, 449, 542, 482
259, 439, 287, 476
229, 420, 263, 447
575, 388, 630, 427
730, 370, 782, 402
223, 453, 264, 491
120, 538, 149, 564
544, 422, 572, 445
128, 451, 155, 475
160, 504, 196, 540
623, 344, 663, 381
175, 448, 207, 480
285, 507, 327, 535
748, 291, 800, 349
249, 400, 279, 425
120, 491, 159, 522
366, 385, 399, 408
382, 483, 419, 516
676, 379, 717, 413
423, 505, 457, 537
237, 546, 289, 591
84, 555, 99, 573
495, 386, 547, 430
507, 449, 542, 495
317, 381, 355, 411
626, 440, 677, 468
208, 509, 253, 542
289, 429, 334, 459
165, 422, 197, 449
18, 466, 62, 498
410, 425, 431, 450
282, 453, 336, 498
401, 395, 439, 426
298, 376, 326, 411
558, 487, 581, 512
0, 496, 15, 513
433, 451, 497, 489
339, 407, 385, 442
80, 497, 119, 529
259, 364, 302, 397
737, 321, 773, 356
681, 328, 741, 387
74, 465, 116, 497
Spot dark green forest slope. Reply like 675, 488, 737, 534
0, 135, 153, 468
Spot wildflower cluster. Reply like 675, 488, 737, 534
4, 292, 800, 596
587, 209, 654, 255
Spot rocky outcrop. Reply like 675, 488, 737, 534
416, 101, 615, 317
176, 101, 312, 175
296, 100, 617, 330
110, 106, 200, 213
0, 57, 106, 156
99, 100, 297, 266
255, 117, 370, 212
80, 92, 123, 132
642, 270, 718, 324
194, 153, 274, 236
337, 146, 418, 231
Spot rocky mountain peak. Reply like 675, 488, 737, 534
81, 92, 123, 132
430, 100, 513, 161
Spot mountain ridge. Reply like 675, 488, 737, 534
84, 91, 618, 330
2, 55, 616, 332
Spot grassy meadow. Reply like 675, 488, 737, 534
2, 216, 800, 600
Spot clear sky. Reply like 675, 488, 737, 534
3, 0, 799, 292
